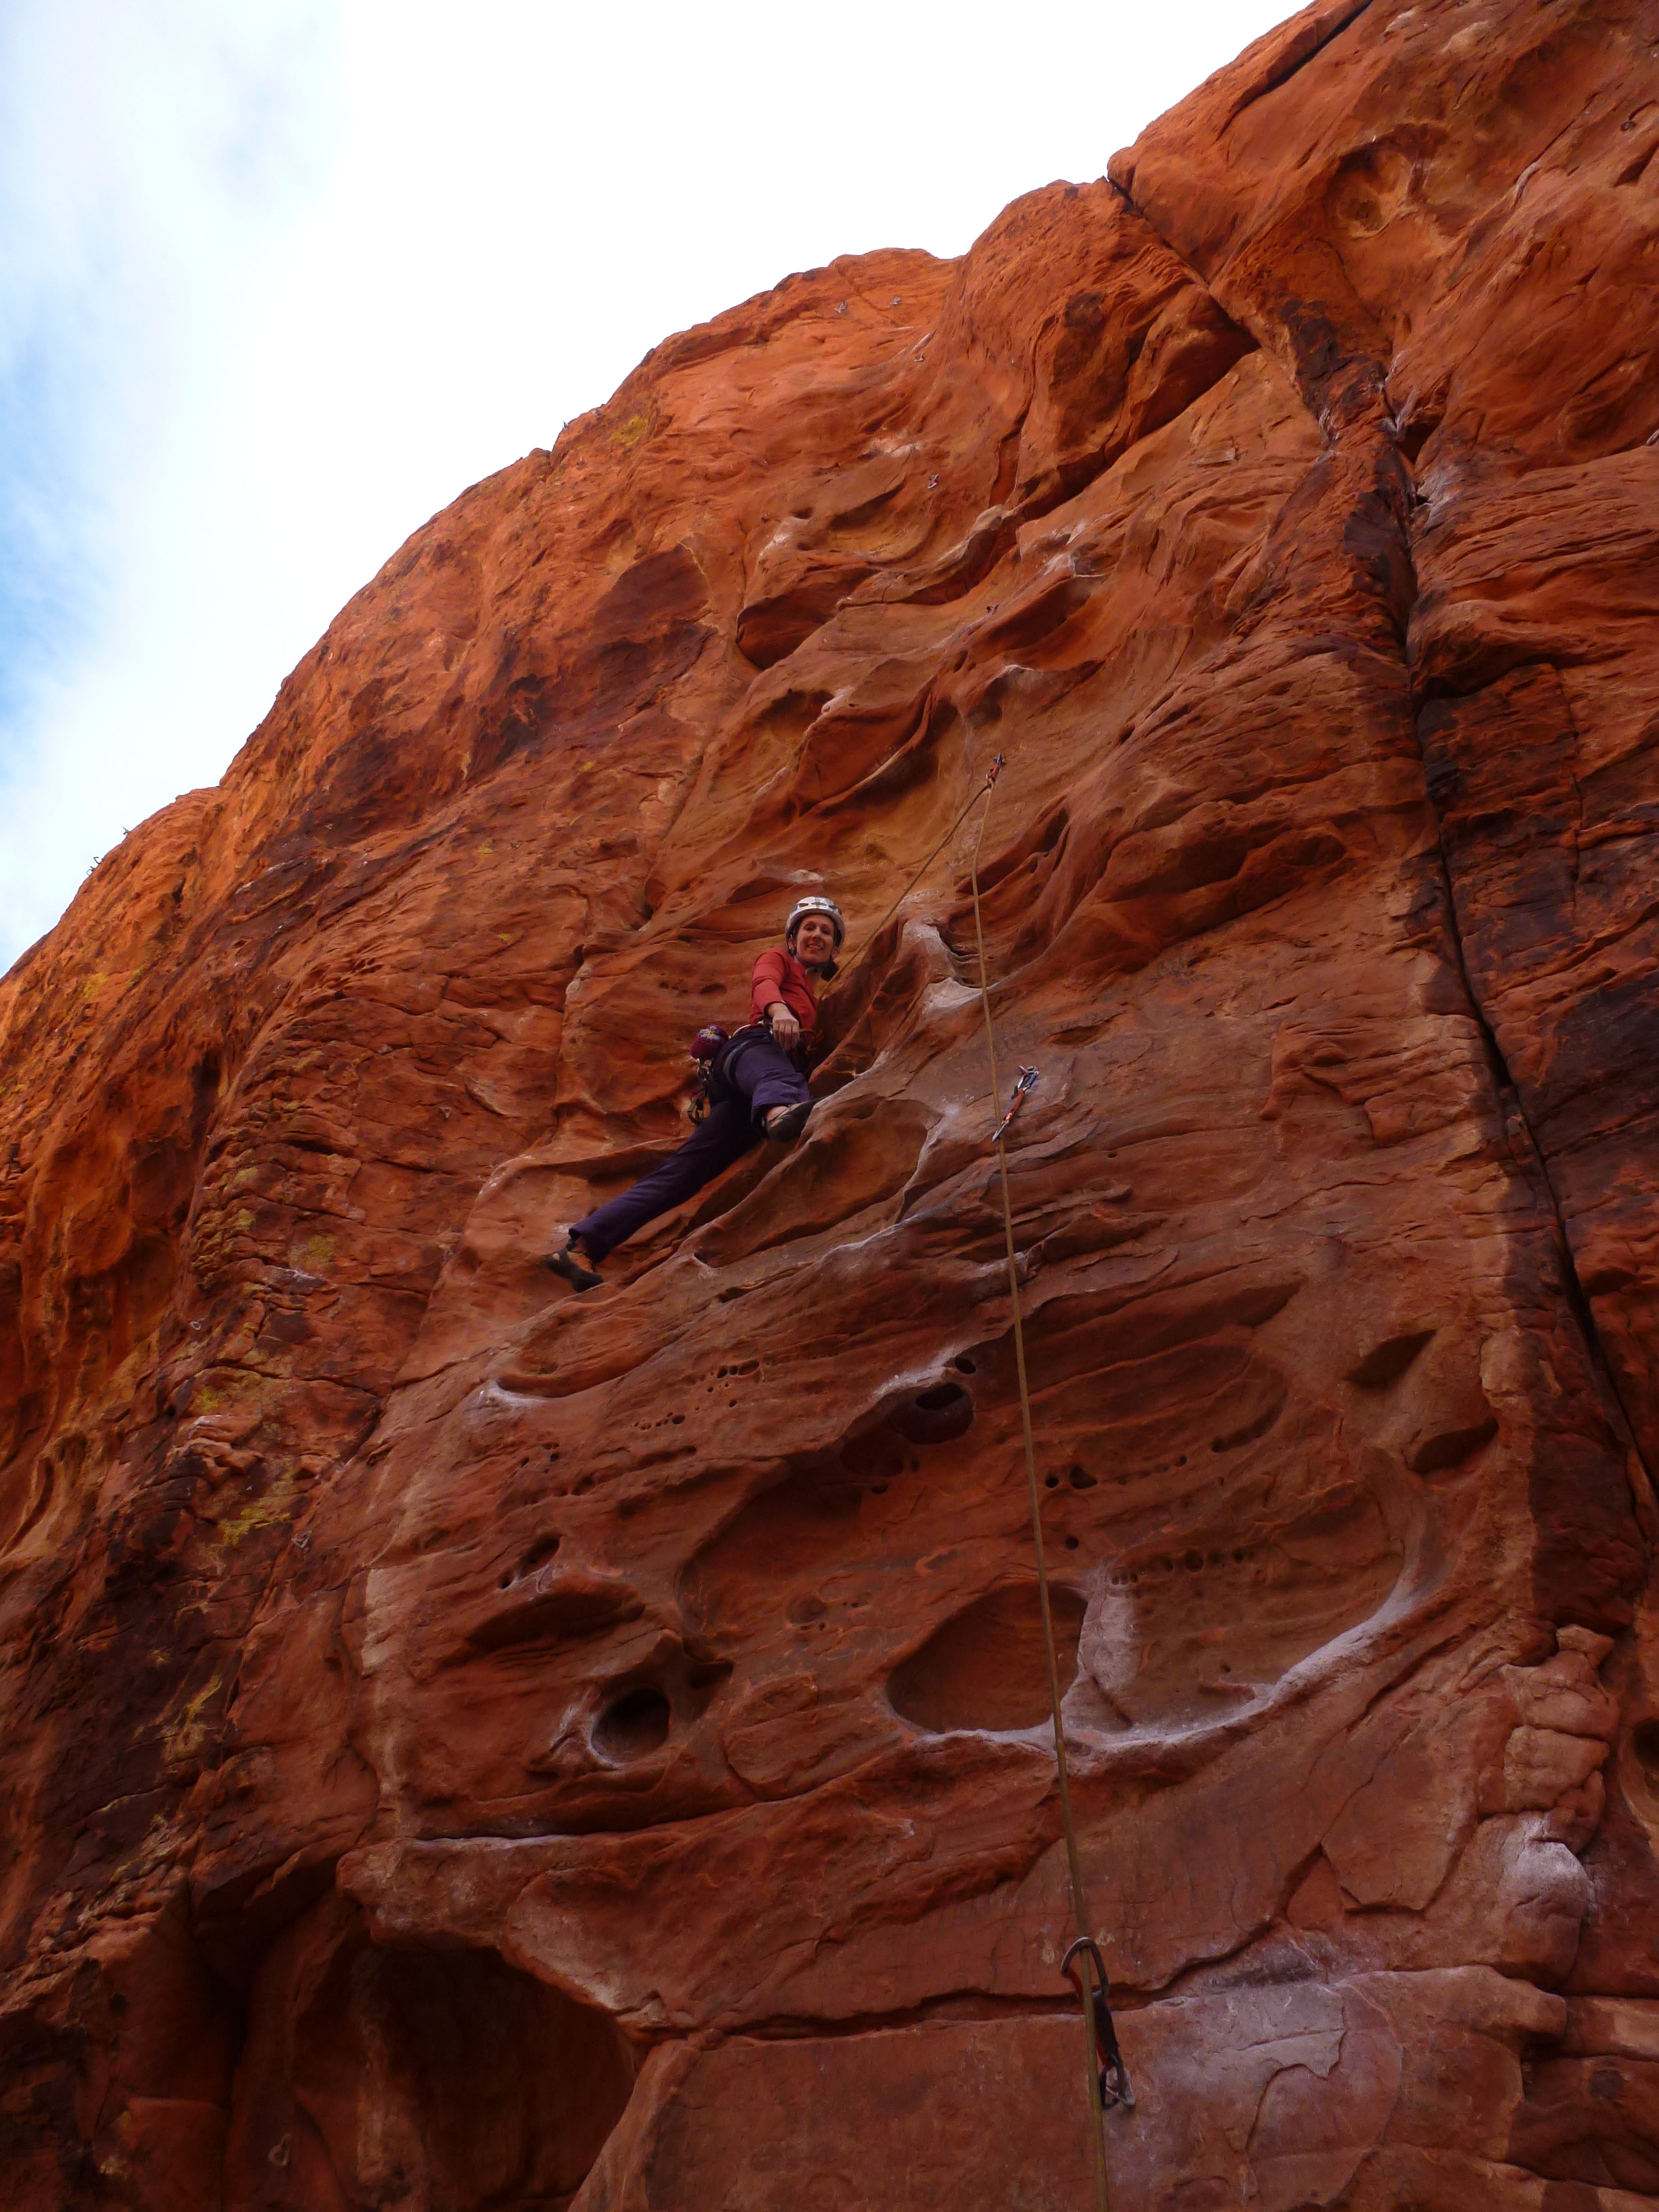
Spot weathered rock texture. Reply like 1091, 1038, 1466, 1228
5, 0, 1659, 2202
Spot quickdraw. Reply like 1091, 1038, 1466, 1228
991, 1065, 1040, 1146
1063, 1936, 1135, 2111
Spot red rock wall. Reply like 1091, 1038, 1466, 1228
4, 0, 1659, 2202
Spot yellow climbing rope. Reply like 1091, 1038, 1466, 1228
966, 761, 1121, 2212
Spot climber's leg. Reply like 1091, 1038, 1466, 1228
555, 1096, 756, 1275
724, 1035, 812, 1138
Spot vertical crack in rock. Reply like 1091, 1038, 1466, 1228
1413, 740, 1658, 1513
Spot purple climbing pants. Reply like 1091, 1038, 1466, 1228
569, 1033, 810, 1264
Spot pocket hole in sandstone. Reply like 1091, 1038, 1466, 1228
1345, 1329, 1436, 1389
592, 1687, 672, 1761
1209, 1398, 1284, 1453
1407, 1415, 1499, 1474
228, 1906, 635, 2202
1065, 1537, 1079, 1550
889, 1583, 1087, 1733
497, 1538, 560, 1588
1069, 1465, 1096, 1490
1631, 1720, 1659, 1784
518, 1536, 561, 1578
1045, 1473, 1060, 1488
953, 1355, 977, 1374
891, 1380, 975, 1445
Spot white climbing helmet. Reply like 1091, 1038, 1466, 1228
784, 895, 845, 950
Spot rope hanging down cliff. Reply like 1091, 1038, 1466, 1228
965, 760, 1131, 2212
802, 756, 1138, 2200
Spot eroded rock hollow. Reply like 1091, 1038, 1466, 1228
6, 0, 1659, 2202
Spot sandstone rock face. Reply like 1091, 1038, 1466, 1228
5, 1, 1659, 2203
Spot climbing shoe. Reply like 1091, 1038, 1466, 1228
546, 1237, 603, 1293
763, 1101, 812, 1143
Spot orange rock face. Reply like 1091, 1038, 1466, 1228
5, 0, 1659, 2202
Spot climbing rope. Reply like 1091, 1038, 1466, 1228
820, 752, 1134, 2195
966, 760, 1130, 2212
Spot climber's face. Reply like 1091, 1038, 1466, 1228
792, 912, 838, 969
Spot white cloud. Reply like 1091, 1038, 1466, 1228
0, 0, 1301, 968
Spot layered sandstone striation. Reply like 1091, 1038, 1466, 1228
5, 0, 1659, 2203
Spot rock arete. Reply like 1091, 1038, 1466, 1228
5, 0, 1659, 2203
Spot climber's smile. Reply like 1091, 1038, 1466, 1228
791, 911, 839, 970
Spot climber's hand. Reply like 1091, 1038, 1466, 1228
768, 1002, 801, 1052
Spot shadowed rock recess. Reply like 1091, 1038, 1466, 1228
5, 1, 1659, 2203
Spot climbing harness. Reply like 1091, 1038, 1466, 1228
967, 760, 1131, 2212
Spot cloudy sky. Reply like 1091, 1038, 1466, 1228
0, 0, 1301, 971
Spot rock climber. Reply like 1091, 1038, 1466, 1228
546, 896, 845, 1293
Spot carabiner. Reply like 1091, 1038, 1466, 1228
1062, 1936, 1135, 2110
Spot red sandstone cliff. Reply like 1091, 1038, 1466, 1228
4, 1, 1659, 2202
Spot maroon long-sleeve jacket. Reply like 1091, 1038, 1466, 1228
749, 947, 818, 1035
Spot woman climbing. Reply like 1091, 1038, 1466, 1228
546, 896, 845, 1293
